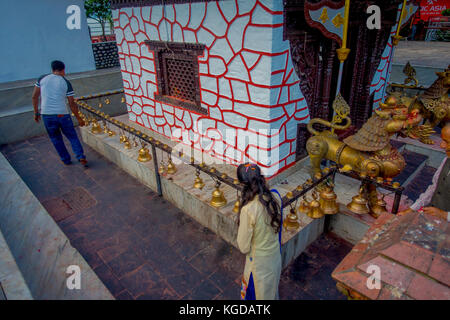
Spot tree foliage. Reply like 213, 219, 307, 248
84, 0, 113, 39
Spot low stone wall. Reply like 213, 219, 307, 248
0, 153, 114, 299
80, 123, 325, 269
92, 41, 120, 69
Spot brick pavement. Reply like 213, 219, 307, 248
0, 133, 352, 300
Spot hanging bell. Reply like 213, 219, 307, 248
307, 199, 324, 219
319, 186, 339, 215
98, 102, 103, 108
346, 192, 370, 215
103, 123, 109, 134
298, 197, 310, 215
121, 96, 126, 103
91, 120, 103, 134
210, 182, 227, 208
166, 158, 177, 175
232, 199, 240, 214
193, 171, 205, 189
108, 129, 116, 137
123, 138, 131, 150
369, 194, 388, 218
158, 161, 165, 174
283, 208, 300, 230
105, 98, 111, 105
137, 147, 152, 162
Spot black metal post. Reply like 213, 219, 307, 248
151, 144, 163, 197
392, 190, 402, 214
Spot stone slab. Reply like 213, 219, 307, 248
0, 152, 114, 299
0, 229, 32, 300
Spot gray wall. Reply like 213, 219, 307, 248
0, 0, 95, 83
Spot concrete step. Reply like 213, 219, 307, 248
393, 149, 428, 187
403, 165, 437, 203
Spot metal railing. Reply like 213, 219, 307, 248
74, 91, 338, 211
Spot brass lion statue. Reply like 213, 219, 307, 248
306, 94, 408, 179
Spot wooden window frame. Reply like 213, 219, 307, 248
144, 40, 206, 115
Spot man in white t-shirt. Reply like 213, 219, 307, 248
32, 60, 87, 166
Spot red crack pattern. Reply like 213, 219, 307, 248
112, 0, 310, 177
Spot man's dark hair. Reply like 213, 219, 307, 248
51, 60, 65, 72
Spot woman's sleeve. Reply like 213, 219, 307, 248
237, 205, 254, 254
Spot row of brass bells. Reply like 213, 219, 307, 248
137, 146, 152, 162
210, 182, 227, 208
319, 186, 339, 215
283, 208, 300, 231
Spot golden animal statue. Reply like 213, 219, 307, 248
306, 93, 408, 179
390, 64, 450, 144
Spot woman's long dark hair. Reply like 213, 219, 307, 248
237, 163, 281, 233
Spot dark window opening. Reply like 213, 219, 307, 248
145, 40, 206, 115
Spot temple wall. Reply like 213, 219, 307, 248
112, 0, 310, 177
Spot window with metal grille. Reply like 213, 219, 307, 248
145, 40, 206, 115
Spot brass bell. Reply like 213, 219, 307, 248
193, 170, 205, 189
123, 138, 131, 150
105, 98, 111, 105
346, 191, 370, 215
137, 147, 152, 162
166, 158, 177, 175
319, 186, 339, 215
91, 120, 103, 134
298, 197, 310, 215
283, 208, 300, 230
158, 161, 165, 174
210, 182, 227, 208
108, 129, 116, 137
98, 102, 103, 108
307, 199, 324, 219
121, 96, 126, 103
369, 194, 388, 218
119, 134, 125, 143
232, 199, 240, 214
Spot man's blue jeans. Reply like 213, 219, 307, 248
42, 114, 85, 164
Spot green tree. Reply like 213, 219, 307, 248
84, 0, 113, 41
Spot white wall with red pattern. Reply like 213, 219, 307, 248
112, 0, 310, 177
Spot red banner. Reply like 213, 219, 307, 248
419, 0, 449, 22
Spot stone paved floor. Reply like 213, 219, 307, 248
0, 133, 352, 300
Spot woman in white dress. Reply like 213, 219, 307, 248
236, 163, 282, 300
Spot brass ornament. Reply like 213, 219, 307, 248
210, 182, 227, 208
166, 157, 177, 175
346, 187, 370, 215
121, 96, 126, 103
298, 196, 310, 215
369, 193, 388, 218
319, 186, 339, 215
232, 199, 240, 214
137, 146, 152, 162
90, 119, 103, 134
283, 208, 300, 231
307, 191, 324, 219
158, 161, 165, 174
307, 199, 324, 219
193, 170, 205, 190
